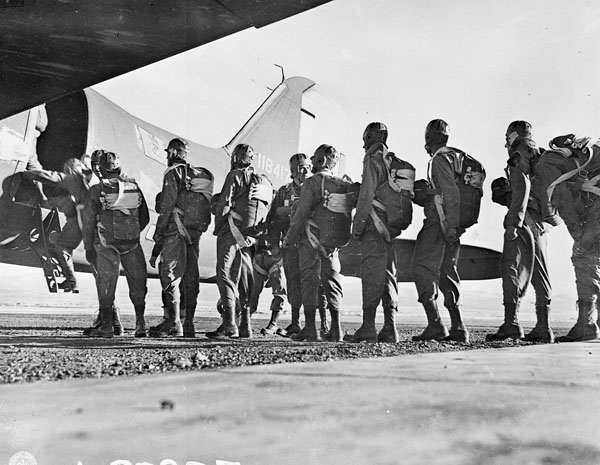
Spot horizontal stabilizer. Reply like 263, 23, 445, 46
340, 238, 501, 282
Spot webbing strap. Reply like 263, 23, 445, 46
369, 208, 391, 243
173, 207, 193, 244
305, 219, 329, 257
427, 157, 448, 234
228, 213, 250, 248
579, 173, 600, 196
547, 152, 593, 201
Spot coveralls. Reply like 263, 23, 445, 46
268, 181, 328, 334
211, 166, 256, 337
82, 175, 149, 335
351, 142, 413, 342
285, 168, 348, 341
412, 148, 462, 310
536, 146, 600, 339
495, 156, 552, 340
153, 163, 211, 336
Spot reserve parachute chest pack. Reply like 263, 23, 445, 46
170, 163, 214, 234
373, 150, 415, 238
232, 167, 273, 231
430, 147, 485, 229
308, 173, 355, 249
97, 178, 142, 250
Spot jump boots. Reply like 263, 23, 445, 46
412, 299, 449, 342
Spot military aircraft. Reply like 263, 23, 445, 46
0, 1, 501, 292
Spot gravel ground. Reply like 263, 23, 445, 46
0, 313, 570, 385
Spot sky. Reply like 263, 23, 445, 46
92, 0, 600, 317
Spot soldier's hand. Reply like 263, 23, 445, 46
444, 228, 459, 243
85, 249, 97, 266
504, 226, 518, 241
149, 255, 158, 268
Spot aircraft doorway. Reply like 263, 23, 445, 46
37, 91, 89, 172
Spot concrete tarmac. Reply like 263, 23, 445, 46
2, 341, 600, 465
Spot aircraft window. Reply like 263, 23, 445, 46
135, 125, 167, 165
0, 110, 30, 163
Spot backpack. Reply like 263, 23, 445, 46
309, 173, 354, 249
432, 147, 485, 229
373, 150, 415, 238
97, 179, 142, 251
174, 164, 213, 234
232, 168, 273, 232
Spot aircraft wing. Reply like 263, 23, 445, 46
0, 0, 332, 120
340, 238, 501, 282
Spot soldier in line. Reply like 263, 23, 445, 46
487, 121, 555, 343
536, 135, 600, 342
284, 144, 357, 342
345, 122, 415, 343
23, 156, 95, 293
411, 119, 485, 344
267, 153, 329, 338
207, 144, 272, 339
149, 138, 213, 338
81, 151, 149, 338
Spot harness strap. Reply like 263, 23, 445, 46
369, 208, 391, 242
173, 207, 193, 244
579, 173, 600, 196
305, 219, 329, 257
228, 212, 251, 248
547, 151, 593, 201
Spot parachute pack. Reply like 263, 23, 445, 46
372, 150, 415, 240
307, 173, 356, 250
430, 147, 485, 229
97, 179, 142, 252
171, 163, 214, 235
231, 167, 273, 232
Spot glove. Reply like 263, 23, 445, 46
444, 227, 459, 244
504, 225, 518, 241
85, 249, 97, 265
149, 255, 158, 268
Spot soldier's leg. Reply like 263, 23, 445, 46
249, 254, 268, 315
345, 229, 386, 343
557, 246, 600, 342
150, 235, 185, 337
238, 246, 254, 338
119, 245, 148, 337
87, 244, 119, 338
440, 239, 469, 342
525, 231, 554, 343
317, 285, 329, 336
278, 247, 303, 337
181, 239, 200, 337
207, 233, 240, 338
378, 239, 400, 343
321, 248, 344, 342
262, 259, 285, 335
487, 227, 533, 341
412, 220, 448, 341
292, 241, 320, 341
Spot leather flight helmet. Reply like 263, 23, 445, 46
231, 143, 255, 168
311, 144, 339, 172
505, 120, 532, 150
165, 137, 189, 163
98, 151, 121, 175
425, 119, 449, 146
289, 153, 310, 178
363, 122, 388, 148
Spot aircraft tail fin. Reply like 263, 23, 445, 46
225, 76, 315, 179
